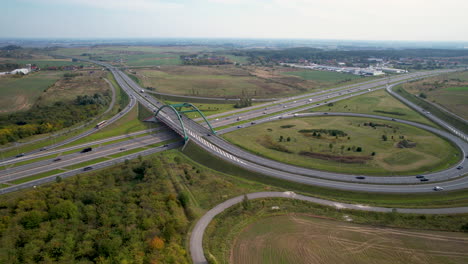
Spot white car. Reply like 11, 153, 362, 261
433, 186, 444, 191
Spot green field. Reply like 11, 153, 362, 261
223, 116, 459, 175
0, 71, 62, 113
400, 71, 468, 120
283, 70, 361, 82
231, 215, 468, 264
135, 66, 298, 98
312, 89, 436, 127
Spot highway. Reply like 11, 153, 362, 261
1, 62, 465, 194
79, 63, 468, 193
0, 131, 177, 184
190, 191, 468, 264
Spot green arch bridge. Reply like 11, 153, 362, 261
154, 102, 216, 142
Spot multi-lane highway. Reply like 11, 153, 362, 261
1, 62, 466, 194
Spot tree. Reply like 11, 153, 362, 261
382, 135, 388, 141
149, 236, 165, 250
356, 147, 362, 152
279, 135, 283, 142
241, 194, 251, 210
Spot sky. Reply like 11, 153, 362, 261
2, 0, 468, 41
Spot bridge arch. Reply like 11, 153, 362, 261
154, 102, 216, 142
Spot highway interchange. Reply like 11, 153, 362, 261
0, 63, 467, 195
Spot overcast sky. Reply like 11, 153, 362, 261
2, 0, 467, 41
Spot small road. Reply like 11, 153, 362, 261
190, 191, 468, 264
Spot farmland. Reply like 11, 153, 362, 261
223, 116, 459, 175
0, 71, 62, 113
232, 214, 468, 264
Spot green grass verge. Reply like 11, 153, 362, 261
181, 142, 468, 208
8, 169, 64, 184
395, 86, 468, 134
222, 116, 460, 175
62, 157, 110, 170
312, 89, 436, 127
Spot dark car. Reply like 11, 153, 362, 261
420, 178, 429, 182
81, 147, 92, 153
163, 144, 169, 147
457, 166, 463, 170
416, 175, 425, 179
15, 153, 25, 158
356, 176, 366, 180
53, 158, 62, 162
83, 166, 93, 171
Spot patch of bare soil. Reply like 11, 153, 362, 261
299, 151, 372, 164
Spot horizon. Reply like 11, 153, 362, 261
2, 0, 468, 42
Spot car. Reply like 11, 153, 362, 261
323, 112, 328, 115
81, 147, 92, 153
316, 103, 320, 105
355, 176, 366, 180
237, 125, 243, 128
40, 147, 47, 151
83, 166, 93, 171
263, 111, 267, 114
119, 148, 126, 151
416, 175, 425, 179
433, 186, 444, 191
283, 105, 287, 108
457, 166, 463, 170
420, 178, 429, 182
251, 121, 256, 124
391, 118, 396, 121
163, 144, 169, 147
53, 158, 62, 162
207, 133, 211, 136
15, 153, 25, 158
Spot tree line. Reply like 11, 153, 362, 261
0, 93, 110, 145
0, 156, 190, 263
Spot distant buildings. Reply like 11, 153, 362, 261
280, 63, 390, 76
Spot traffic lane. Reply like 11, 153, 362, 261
0, 132, 176, 183
0, 141, 184, 195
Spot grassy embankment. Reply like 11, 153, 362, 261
223, 116, 460, 175
400, 71, 468, 120
181, 142, 468, 208
395, 86, 468, 135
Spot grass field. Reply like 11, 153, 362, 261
135, 66, 298, 98
36, 70, 110, 105
283, 70, 361, 82
0, 71, 62, 113
223, 116, 459, 175
162, 100, 243, 119
182, 142, 468, 208
400, 71, 468, 120
231, 214, 468, 264
311, 89, 436, 127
